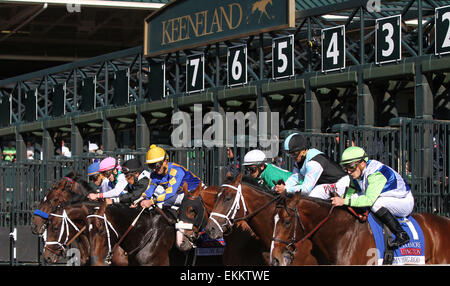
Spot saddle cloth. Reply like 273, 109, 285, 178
195, 231, 225, 256
367, 213, 425, 265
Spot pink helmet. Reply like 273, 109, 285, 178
99, 157, 117, 172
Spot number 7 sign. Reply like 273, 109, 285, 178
321, 25, 345, 72
186, 53, 204, 93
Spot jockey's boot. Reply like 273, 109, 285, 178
374, 207, 410, 248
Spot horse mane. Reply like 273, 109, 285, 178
223, 174, 276, 197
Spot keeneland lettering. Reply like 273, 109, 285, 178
161, 3, 243, 46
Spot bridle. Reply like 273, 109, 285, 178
34, 176, 77, 234
209, 183, 248, 235
272, 199, 336, 264
86, 212, 119, 265
44, 209, 82, 257
209, 183, 281, 235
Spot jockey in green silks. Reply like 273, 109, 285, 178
331, 146, 414, 248
242, 149, 294, 191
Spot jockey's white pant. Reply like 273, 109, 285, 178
371, 191, 414, 217
308, 175, 350, 200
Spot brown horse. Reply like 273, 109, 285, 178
43, 201, 128, 266
205, 174, 319, 265
32, 172, 93, 235
271, 194, 450, 265
185, 181, 269, 265
43, 203, 91, 265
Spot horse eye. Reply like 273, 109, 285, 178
283, 219, 291, 227
224, 195, 233, 202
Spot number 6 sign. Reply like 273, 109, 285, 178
227, 44, 247, 87
321, 25, 345, 72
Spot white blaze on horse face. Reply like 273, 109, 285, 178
176, 230, 185, 248
43, 196, 47, 202
270, 213, 280, 263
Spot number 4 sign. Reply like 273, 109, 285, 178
321, 25, 345, 72
436, 5, 450, 56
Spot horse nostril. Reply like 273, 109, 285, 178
272, 258, 280, 266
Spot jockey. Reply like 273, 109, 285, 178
87, 162, 102, 188
331, 146, 414, 248
116, 158, 150, 206
87, 157, 128, 201
140, 145, 202, 209
274, 133, 350, 199
243, 149, 293, 191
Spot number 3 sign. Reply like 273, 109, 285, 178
376, 15, 401, 64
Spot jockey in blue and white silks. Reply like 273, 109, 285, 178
275, 133, 350, 199
139, 145, 202, 208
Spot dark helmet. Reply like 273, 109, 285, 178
284, 133, 308, 153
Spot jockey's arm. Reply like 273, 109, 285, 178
344, 172, 387, 207
144, 178, 157, 202
153, 167, 185, 204
98, 173, 128, 199
285, 161, 323, 195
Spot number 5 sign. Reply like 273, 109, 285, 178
272, 35, 294, 79
227, 44, 247, 87
435, 5, 450, 56
376, 15, 401, 64
321, 25, 345, 72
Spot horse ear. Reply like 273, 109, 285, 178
234, 173, 243, 185
182, 182, 189, 196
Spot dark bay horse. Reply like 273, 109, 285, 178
88, 183, 207, 265
205, 174, 319, 265
32, 172, 93, 235
271, 194, 450, 265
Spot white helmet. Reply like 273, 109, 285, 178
243, 149, 266, 166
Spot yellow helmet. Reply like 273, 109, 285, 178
146, 144, 167, 164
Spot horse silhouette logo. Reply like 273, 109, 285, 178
247, 0, 274, 24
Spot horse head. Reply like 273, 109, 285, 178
86, 202, 116, 266
205, 173, 244, 240
43, 203, 89, 264
32, 173, 93, 235
176, 182, 208, 251
270, 194, 302, 266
